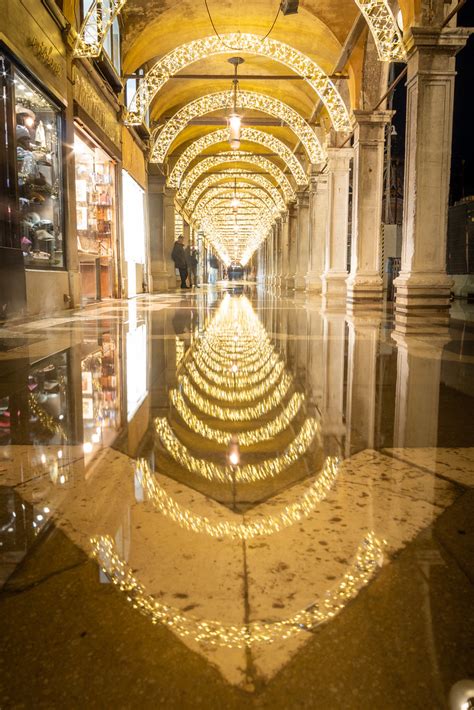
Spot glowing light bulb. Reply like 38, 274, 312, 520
40, 454, 46, 464
57, 450, 63, 459
83, 442, 93, 454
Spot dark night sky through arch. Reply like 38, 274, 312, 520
391, 2, 474, 205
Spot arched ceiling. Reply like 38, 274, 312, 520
74, 0, 407, 264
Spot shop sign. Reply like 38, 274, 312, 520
26, 37, 62, 78
73, 66, 121, 149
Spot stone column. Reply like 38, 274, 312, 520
347, 111, 393, 308
285, 202, 297, 289
392, 332, 448, 448
274, 217, 283, 288
182, 220, 190, 244
306, 172, 328, 293
148, 167, 176, 291
279, 211, 289, 289
394, 27, 471, 332
294, 190, 310, 290
345, 314, 381, 454
322, 148, 353, 301
321, 309, 347, 457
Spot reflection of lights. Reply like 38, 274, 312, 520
36, 514, 44, 521
57, 450, 63, 459
180, 373, 291, 421
169, 390, 304, 447
91, 532, 385, 648
137, 457, 338, 539
155, 417, 319, 483
185, 362, 290, 404
91, 433, 100, 444
59, 474, 66, 484
231, 364, 238, 373
43, 507, 50, 513
40, 454, 46, 464
83, 442, 93, 454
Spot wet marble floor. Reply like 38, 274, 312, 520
0, 285, 473, 709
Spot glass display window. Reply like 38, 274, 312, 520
81, 332, 122, 463
0, 53, 65, 268
74, 130, 117, 302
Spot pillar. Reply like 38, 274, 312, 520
183, 220, 190, 244
306, 172, 328, 293
345, 315, 381, 454
148, 167, 176, 291
394, 27, 471, 332
285, 202, 297, 289
274, 217, 283, 288
294, 190, 310, 290
280, 212, 289, 289
322, 148, 353, 301
347, 110, 393, 308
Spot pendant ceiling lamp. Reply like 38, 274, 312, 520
227, 56, 244, 150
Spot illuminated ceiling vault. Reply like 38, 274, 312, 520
75, 0, 408, 264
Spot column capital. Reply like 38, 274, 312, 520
296, 190, 310, 208
351, 109, 395, 127
406, 26, 472, 57
326, 147, 353, 171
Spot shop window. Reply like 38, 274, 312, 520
0, 54, 65, 269
81, 0, 121, 76
74, 130, 117, 302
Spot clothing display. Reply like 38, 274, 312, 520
13, 71, 64, 268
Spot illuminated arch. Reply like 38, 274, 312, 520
185, 172, 287, 213
177, 153, 296, 203
168, 127, 308, 189
193, 183, 284, 215
194, 191, 280, 220
150, 91, 325, 164
124, 34, 352, 130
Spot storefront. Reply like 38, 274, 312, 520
74, 130, 117, 303
0, 35, 67, 319
122, 170, 146, 298
72, 64, 122, 305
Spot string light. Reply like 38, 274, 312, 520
168, 128, 308, 188
124, 34, 352, 131
155, 417, 318, 483
176, 153, 295, 203
91, 532, 385, 648
150, 90, 325, 164
136, 456, 338, 539
170, 389, 305, 446
185, 172, 286, 213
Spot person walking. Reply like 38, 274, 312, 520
208, 254, 219, 284
171, 235, 189, 289
185, 245, 199, 287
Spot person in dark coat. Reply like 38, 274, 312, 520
171, 235, 189, 289
185, 246, 199, 287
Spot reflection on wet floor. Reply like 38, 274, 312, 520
1, 286, 473, 707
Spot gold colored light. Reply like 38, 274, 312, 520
124, 34, 352, 131
168, 128, 307, 188
176, 153, 295, 203
150, 91, 325, 164
91, 532, 385, 647
137, 456, 338, 540
186, 172, 286, 213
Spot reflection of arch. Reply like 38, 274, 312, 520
125, 34, 351, 131
168, 127, 308, 189
150, 91, 325, 164
92, 531, 385, 647
137, 456, 337, 539
177, 153, 295, 203
186, 172, 287, 213
155, 417, 318, 483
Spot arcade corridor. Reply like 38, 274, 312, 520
0, 286, 473, 707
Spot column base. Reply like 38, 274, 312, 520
151, 271, 175, 292
346, 274, 383, 304
294, 274, 307, 290
394, 272, 452, 333
305, 272, 322, 293
322, 271, 347, 299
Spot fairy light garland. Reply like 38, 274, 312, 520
186, 172, 286, 213
137, 456, 337, 540
169, 389, 304, 447
150, 90, 325, 164
155, 417, 318, 483
168, 127, 308, 189
91, 532, 385, 648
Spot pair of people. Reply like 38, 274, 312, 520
171, 235, 199, 289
